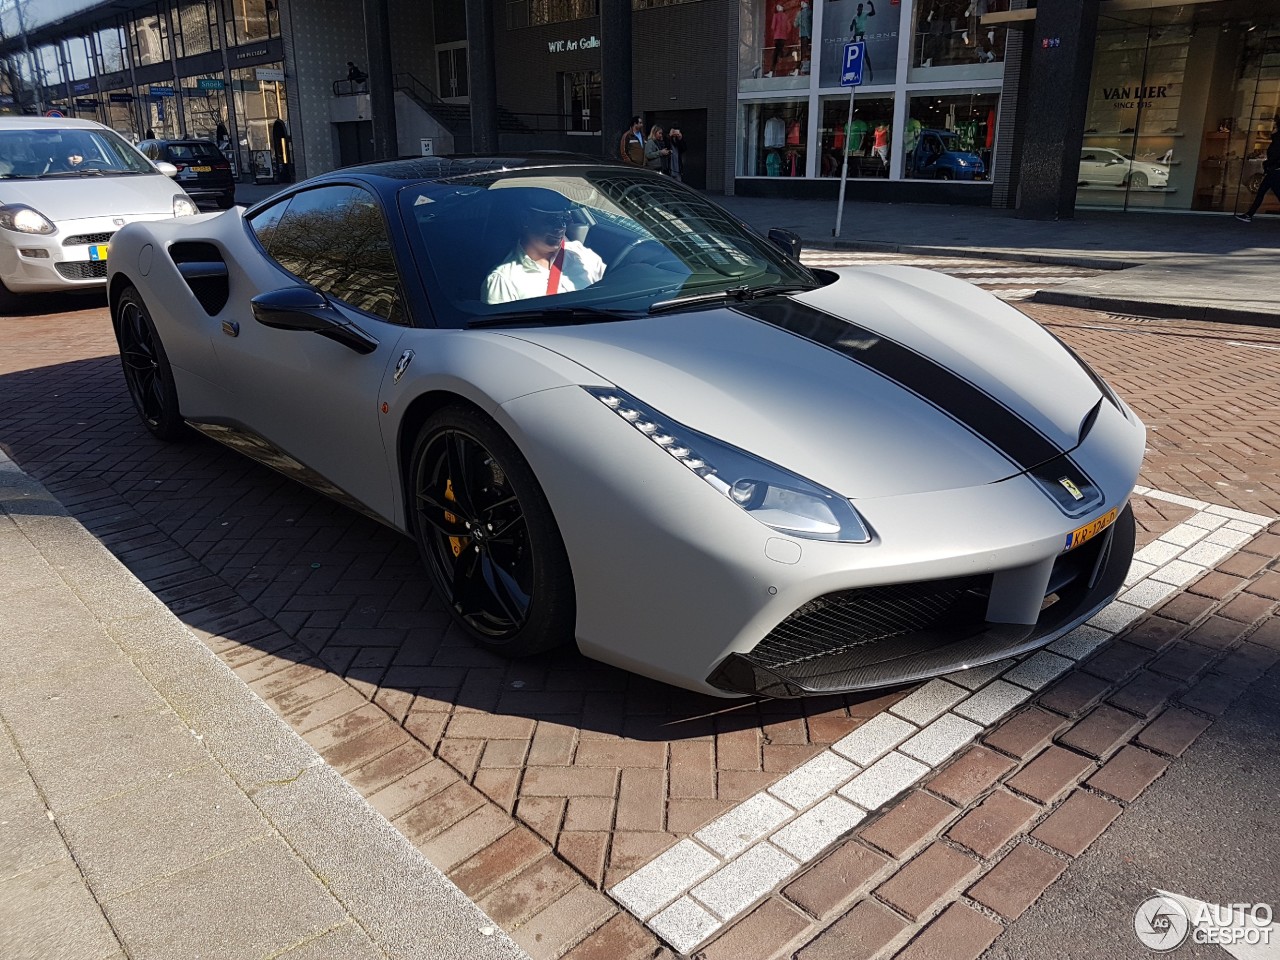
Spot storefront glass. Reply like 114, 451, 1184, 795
176, 0, 220, 58
741, 1, 813, 90
130, 4, 170, 68
908, 0, 1008, 81
232, 64, 290, 182
740, 99, 809, 177
818, 0, 904, 87
182, 74, 229, 142
95, 24, 129, 75
104, 89, 141, 141
818, 94, 893, 178
226, 0, 279, 47
904, 90, 997, 180
1079, 3, 1280, 214
143, 88, 182, 139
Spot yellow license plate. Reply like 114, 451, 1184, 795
88, 244, 109, 261
191, 165, 212, 172
1063, 507, 1119, 552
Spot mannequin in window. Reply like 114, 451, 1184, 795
795, 2, 812, 75
873, 123, 890, 168
765, 3, 791, 78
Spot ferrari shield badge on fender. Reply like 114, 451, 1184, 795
394, 349, 414, 384
1058, 477, 1085, 501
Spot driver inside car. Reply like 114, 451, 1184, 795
47, 145, 86, 173
483, 193, 605, 305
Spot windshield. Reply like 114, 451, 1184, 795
399, 167, 818, 328
0, 128, 156, 179
166, 141, 223, 161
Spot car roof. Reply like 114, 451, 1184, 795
336, 152, 623, 183
0, 117, 110, 131
146, 138, 219, 145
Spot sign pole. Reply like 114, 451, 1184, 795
834, 85, 855, 238
833, 40, 864, 239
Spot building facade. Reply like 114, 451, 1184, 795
3, 0, 1276, 218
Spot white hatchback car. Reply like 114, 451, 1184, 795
0, 117, 198, 309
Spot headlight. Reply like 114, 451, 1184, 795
586, 387, 871, 543
0, 204, 55, 235
173, 194, 199, 217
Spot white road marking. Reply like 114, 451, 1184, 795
607, 489, 1274, 955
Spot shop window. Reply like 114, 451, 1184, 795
227, 0, 277, 46
129, 4, 169, 68
816, 0, 905, 88
740, 1, 812, 90
818, 95, 893, 178
507, 0, 599, 29
905, 92, 998, 181
268, 186, 406, 325
175, 0, 218, 58
560, 70, 601, 133
739, 100, 807, 177
910, 0, 1008, 78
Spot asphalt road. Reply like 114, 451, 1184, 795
986, 672, 1280, 960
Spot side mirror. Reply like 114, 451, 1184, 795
250, 286, 379, 355
768, 228, 802, 260
155, 161, 178, 178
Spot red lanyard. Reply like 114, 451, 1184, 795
546, 242, 565, 296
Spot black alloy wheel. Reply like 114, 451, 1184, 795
114, 286, 187, 441
410, 404, 574, 656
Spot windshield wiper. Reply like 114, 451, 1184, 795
41, 168, 106, 178
468, 305, 636, 329
648, 282, 817, 314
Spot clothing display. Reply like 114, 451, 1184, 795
766, 150, 783, 176
764, 115, 786, 149
786, 118, 803, 146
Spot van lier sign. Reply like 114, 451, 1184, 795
1102, 84, 1169, 109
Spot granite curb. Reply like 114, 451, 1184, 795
0, 447, 529, 960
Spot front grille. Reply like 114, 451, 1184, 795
751, 575, 991, 671
63, 232, 115, 246
55, 261, 109, 280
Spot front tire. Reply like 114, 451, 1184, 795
409, 404, 574, 656
1129, 172, 1148, 189
114, 285, 187, 441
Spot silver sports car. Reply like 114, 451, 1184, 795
107, 156, 1144, 698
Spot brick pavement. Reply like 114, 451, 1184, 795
2, 295, 1279, 958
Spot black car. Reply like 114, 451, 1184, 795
136, 138, 235, 208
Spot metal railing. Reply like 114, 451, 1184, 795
332, 78, 369, 97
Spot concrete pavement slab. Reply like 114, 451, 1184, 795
0, 858, 122, 960
101, 835, 348, 960
0, 774, 68, 882
56, 760, 270, 900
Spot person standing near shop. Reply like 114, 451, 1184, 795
644, 125, 671, 173
619, 116, 645, 166
1236, 121, 1280, 223
667, 127, 687, 182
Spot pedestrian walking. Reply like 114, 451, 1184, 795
619, 116, 645, 166
644, 125, 670, 173
1236, 121, 1280, 223
667, 127, 687, 182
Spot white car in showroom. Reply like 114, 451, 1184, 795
0, 117, 198, 309
1078, 147, 1170, 190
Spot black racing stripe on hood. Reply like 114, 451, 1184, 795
735, 298, 1064, 473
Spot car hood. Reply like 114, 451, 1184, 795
0, 173, 176, 222
504, 266, 1104, 499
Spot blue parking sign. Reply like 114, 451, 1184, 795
841, 41, 865, 86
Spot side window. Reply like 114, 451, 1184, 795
266, 185, 406, 324
246, 195, 291, 255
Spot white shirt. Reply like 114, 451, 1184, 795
483, 240, 606, 305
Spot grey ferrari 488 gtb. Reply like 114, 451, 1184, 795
107, 155, 1145, 698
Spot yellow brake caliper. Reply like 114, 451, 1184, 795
444, 478, 468, 558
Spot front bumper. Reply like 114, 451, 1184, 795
0, 213, 172, 293
708, 504, 1134, 697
